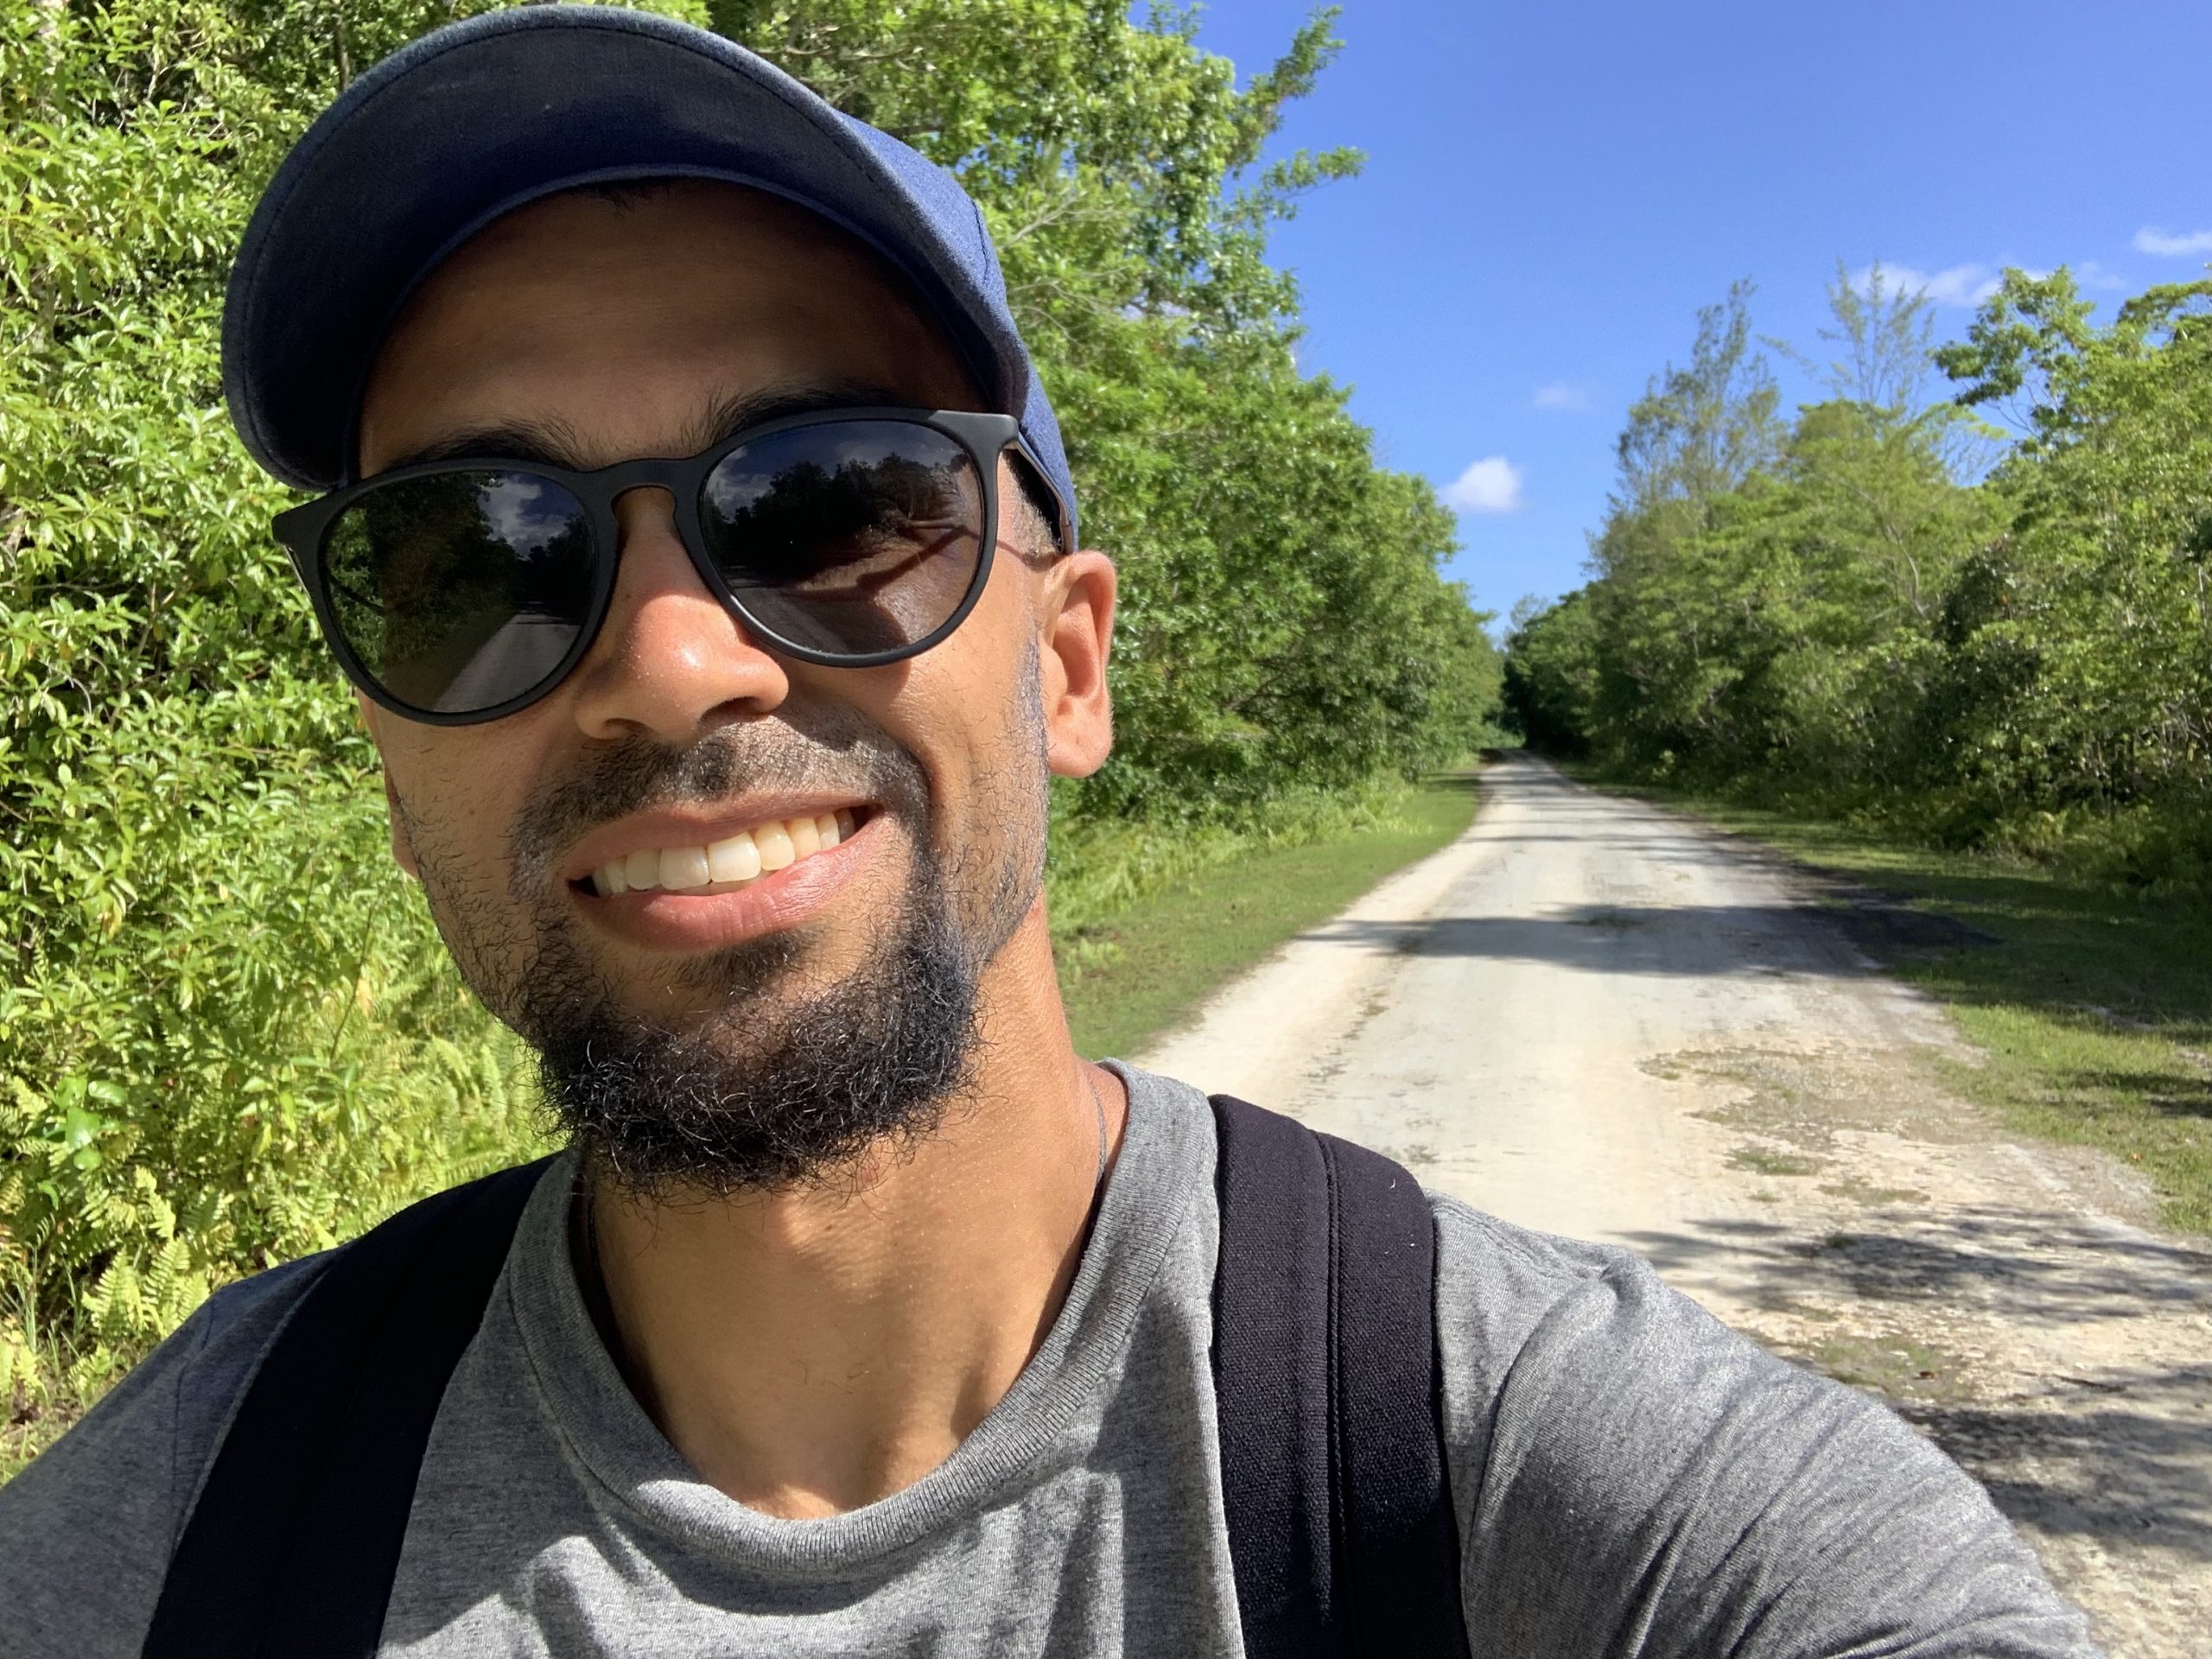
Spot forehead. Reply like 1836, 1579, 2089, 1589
358, 180, 981, 473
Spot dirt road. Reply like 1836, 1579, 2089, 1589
1141, 754, 2212, 1656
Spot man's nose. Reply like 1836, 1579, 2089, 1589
565, 486, 790, 744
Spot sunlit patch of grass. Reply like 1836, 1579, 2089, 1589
1927, 1014, 2210, 1234
1053, 777, 1481, 1061
1807, 1329, 1970, 1405
1728, 1144, 1825, 1178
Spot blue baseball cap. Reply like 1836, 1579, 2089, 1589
222, 3, 1077, 543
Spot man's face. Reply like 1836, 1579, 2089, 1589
355, 181, 1096, 1192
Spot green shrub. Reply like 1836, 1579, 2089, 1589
2, 0, 547, 1392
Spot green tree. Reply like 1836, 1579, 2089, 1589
2, 0, 559, 1393
1501, 589, 1599, 754
1929, 270, 2212, 820
1527, 272, 1993, 790
1611, 279, 1783, 520
713, 2, 1498, 816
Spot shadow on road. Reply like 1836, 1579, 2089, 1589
1312, 905, 1891, 980
1625, 1212, 2212, 1319
1619, 1211, 2212, 1560
1916, 1377, 2212, 1563
1503, 756, 2212, 1045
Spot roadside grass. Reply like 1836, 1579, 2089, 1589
1575, 771, 2212, 1236
1054, 776, 1481, 1060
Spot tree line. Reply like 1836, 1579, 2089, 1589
1503, 264, 2212, 887
0, 0, 1499, 1390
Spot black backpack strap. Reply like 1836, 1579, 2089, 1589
1210, 1095, 1467, 1659
143, 1155, 556, 1659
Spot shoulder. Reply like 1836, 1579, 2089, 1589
1427, 1191, 1857, 1505
0, 1253, 327, 1659
1427, 1193, 2099, 1657
1427, 1192, 1794, 1450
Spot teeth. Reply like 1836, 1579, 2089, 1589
707, 831, 760, 884
660, 846, 712, 891
589, 812, 859, 899
754, 822, 796, 872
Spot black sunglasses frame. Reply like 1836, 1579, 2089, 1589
272, 406, 1071, 727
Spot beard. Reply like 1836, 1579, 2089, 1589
399, 691, 1047, 1200
530, 859, 982, 1199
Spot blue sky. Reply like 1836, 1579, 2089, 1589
1186, 0, 2212, 626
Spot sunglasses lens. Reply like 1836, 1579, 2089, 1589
698, 422, 987, 658
321, 472, 595, 715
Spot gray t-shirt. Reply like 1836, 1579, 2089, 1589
0, 1065, 2094, 1656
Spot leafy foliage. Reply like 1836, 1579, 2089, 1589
1, 0, 1498, 1398
1504, 264, 2212, 888
3, 0, 546, 1401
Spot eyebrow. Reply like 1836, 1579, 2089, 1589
375, 379, 922, 474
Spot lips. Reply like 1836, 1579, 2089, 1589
563, 803, 880, 954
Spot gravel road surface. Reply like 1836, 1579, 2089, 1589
1141, 753, 2211, 1656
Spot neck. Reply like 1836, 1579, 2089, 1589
583, 901, 1127, 1517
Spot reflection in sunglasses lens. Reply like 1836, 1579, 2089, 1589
699, 422, 985, 657
324, 471, 594, 714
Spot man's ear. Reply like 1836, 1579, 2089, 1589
1039, 550, 1116, 779
357, 691, 421, 879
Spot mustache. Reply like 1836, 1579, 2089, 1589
505, 710, 930, 891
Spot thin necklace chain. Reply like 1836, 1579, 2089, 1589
1085, 1069, 1109, 1195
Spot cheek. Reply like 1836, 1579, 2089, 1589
880, 635, 1047, 856
377, 724, 544, 880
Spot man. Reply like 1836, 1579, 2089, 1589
0, 9, 2096, 1656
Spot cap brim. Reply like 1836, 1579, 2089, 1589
224, 5, 1037, 495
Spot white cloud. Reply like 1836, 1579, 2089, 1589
2133, 226, 2212, 257
1852, 262, 2002, 308
1532, 381, 1589, 412
1443, 456, 1524, 514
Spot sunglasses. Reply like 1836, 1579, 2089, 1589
274, 407, 1069, 725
